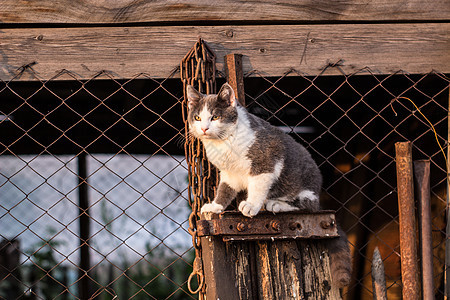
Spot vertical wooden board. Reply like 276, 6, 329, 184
297, 240, 342, 299
272, 241, 304, 299
225, 53, 245, 106
228, 241, 257, 300
200, 236, 240, 299
256, 242, 276, 299
256, 241, 304, 299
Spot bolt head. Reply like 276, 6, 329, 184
236, 222, 246, 232
320, 220, 331, 229
271, 221, 280, 231
321, 219, 335, 229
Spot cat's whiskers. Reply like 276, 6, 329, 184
175, 130, 199, 148
175, 132, 187, 147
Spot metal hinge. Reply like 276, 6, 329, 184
197, 211, 339, 242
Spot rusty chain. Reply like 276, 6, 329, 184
181, 38, 218, 296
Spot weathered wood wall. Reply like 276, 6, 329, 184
0, 0, 449, 80
2, 0, 449, 23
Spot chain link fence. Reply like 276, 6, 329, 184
243, 67, 449, 299
0, 69, 195, 299
0, 64, 449, 299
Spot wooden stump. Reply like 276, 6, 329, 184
200, 213, 342, 300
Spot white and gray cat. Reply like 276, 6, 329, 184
187, 82, 351, 288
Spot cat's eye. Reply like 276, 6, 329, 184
194, 115, 201, 121
211, 115, 220, 121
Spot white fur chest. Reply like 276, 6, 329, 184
202, 108, 255, 174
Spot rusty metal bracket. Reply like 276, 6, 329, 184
198, 211, 339, 242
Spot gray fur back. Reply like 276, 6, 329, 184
246, 113, 322, 211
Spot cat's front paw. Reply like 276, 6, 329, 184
238, 201, 261, 217
200, 202, 224, 214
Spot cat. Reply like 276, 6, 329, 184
186, 82, 352, 288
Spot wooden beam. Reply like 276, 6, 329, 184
225, 54, 245, 106
1, 23, 449, 81
1, 0, 449, 24
77, 153, 92, 299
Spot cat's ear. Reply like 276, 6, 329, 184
186, 85, 202, 109
218, 83, 237, 107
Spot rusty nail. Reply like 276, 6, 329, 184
259, 48, 266, 53
225, 29, 234, 38
271, 221, 280, 231
236, 222, 246, 232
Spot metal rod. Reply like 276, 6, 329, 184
445, 89, 450, 300
395, 142, 420, 300
78, 152, 91, 299
414, 160, 434, 300
372, 247, 387, 300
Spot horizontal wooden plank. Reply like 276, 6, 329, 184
0, 23, 449, 81
1, 0, 449, 24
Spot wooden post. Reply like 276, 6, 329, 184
78, 153, 91, 299
224, 54, 245, 106
200, 213, 342, 299
395, 142, 420, 300
371, 247, 387, 300
199, 54, 342, 299
201, 209, 259, 299
414, 160, 434, 300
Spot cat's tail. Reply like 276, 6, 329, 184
327, 226, 352, 288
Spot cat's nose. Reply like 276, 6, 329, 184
201, 127, 208, 133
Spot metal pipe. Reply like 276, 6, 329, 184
414, 160, 434, 300
395, 142, 420, 300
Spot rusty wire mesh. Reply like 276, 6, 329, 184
0, 63, 449, 299
241, 66, 449, 299
0, 68, 196, 300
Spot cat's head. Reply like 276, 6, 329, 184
186, 83, 239, 140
